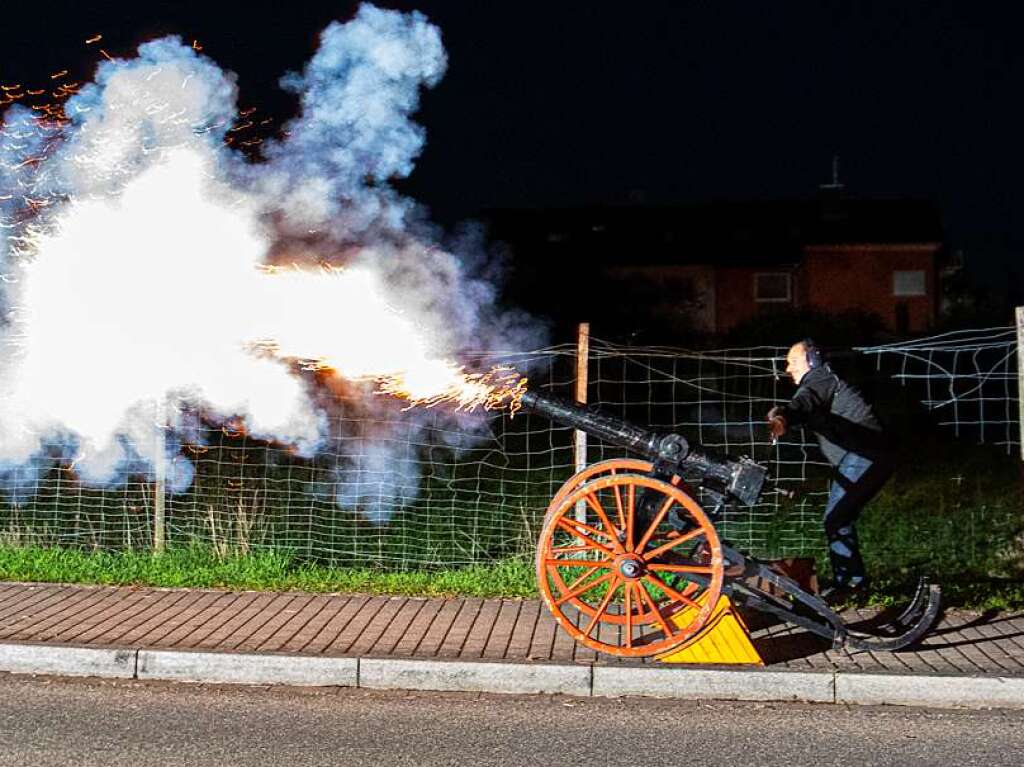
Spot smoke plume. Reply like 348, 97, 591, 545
0, 4, 541, 521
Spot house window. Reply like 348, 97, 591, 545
754, 272, 791, 302
893, 270, 926, 296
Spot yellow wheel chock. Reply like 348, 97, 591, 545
657, 593, 762, 665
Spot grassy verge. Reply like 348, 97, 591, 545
3, 542, 1023, 610
0, 545, 538, 599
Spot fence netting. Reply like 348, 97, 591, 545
1, 326, 1019, 568
856, 326, 1020, 452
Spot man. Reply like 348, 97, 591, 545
767, 339, 894, 602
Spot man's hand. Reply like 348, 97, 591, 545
766, 406, 787, 441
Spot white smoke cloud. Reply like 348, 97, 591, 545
334, 431, 424, 525
260, 4, 446, 239
0, 4, 541, 522
52, 36, 239, 198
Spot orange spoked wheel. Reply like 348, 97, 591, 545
536, 471, 724, 657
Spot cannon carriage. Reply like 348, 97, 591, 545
521, 390, 942, 659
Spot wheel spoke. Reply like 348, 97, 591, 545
611, 480, 627, 531
625, 483, 636, 550
644, 572, 701, 612
561, 567, 602, 595
635, 495, 676, 553
643, 526, 706, 561
636, 580, 674, 639
648, 563, 715, 575
555, 519, 616, 557
544, 558, 611, 569
554, 570, 615, 606
555, 516, 616, 543
550, 545, 594, 555
583, 578, 621, 638
623, 582, 633, 648
583, 493, 625, 553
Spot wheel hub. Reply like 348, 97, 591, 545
616, 554, 645, 580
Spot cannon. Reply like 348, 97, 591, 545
520, 390, 942, 658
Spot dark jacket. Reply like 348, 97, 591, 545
779, 365, 890, 466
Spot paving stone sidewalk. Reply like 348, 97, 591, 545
1, 581, 1022, 675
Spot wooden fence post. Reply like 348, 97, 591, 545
1016, 307, 1024, 466
153, 397, 166, 553
575, 322, 590, 523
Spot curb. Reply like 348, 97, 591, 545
360, 658, 591, 696
835, 670, 1024, 709
0, 643, 136, 679
3, 642, 1024, 709
592, 665, 834, 703
137, 649, 358, 687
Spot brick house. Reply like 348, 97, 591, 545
488, 194, 943, 339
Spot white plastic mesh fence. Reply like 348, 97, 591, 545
856, 326, 1020, 452
0, 328, 1019, 567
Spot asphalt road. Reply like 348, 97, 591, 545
1, 674, 1023, 766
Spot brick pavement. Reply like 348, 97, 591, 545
1, 581, 1022, 674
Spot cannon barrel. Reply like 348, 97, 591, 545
519, 390, 688, 463
519, 390, 767, 507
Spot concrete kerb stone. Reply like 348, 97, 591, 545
0, 642, 136, 679
136, 649, 358, 687
359, 658, 593, 696
5, 639, 1024, 710
835, 671, 1024, 709
592, 665, 835, 703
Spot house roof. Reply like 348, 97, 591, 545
485, 195, 943, 267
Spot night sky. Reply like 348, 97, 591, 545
4, 1, 1023, 284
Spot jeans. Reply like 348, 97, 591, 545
824, 451, 893, 588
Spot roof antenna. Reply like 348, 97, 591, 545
820, 155, 844, 190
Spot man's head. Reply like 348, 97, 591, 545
785, 341, 814, 385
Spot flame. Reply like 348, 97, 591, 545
252, 264, 528, 413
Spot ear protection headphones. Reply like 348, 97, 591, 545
802, 338, 823, 369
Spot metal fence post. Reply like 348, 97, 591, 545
575, 322, 590, 523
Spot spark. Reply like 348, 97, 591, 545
376, 366, 528, 414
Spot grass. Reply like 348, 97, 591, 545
0, 544, 538, 598
3, 538, 1023, 610
865, 573, 1024, 613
